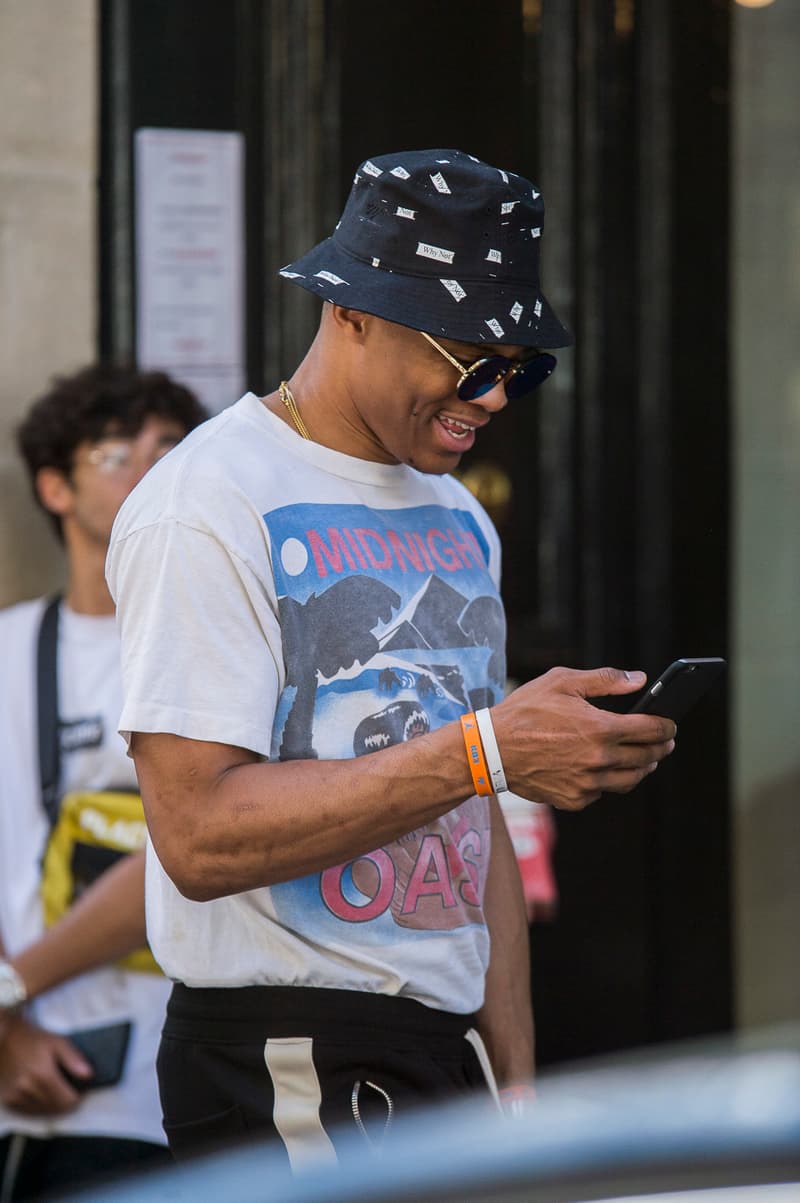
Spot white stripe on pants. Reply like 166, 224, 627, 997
263, 1037, 338, 1171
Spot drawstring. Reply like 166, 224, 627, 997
351, 1079, 394, 1150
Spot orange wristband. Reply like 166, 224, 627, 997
460, 712, 493, 796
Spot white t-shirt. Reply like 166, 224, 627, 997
0, 598, 170, 1144
108, 393, 506, 1015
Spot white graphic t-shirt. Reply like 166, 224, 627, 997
0, 599, 169, 1143
108, 393, 505, 1014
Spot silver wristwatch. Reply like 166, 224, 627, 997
0, 960, 27, 1012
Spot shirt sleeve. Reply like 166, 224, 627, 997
109, 517, 283, 757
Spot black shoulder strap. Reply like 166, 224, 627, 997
37, 594, 63, 827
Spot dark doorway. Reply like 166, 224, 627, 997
338, 0, 732, 1066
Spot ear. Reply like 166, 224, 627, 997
35, 467, 74, 518
329, 305, 371, 341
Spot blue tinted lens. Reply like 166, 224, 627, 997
457, 357, 508, 401
505, 353, 557, 400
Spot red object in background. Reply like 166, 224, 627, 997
499, 796, 558, 923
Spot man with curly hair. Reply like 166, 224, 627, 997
0, 364, 205, 1200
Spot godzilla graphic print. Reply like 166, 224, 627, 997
264, 500, 504, 938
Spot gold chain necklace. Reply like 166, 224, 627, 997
279, 380, 311, 441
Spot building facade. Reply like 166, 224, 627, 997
1, 0, 797, 1062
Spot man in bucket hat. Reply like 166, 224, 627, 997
107, 149, 675, 1166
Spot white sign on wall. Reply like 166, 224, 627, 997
135, 127, 245, 415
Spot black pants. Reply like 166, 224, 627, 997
0, 1132, 170, 1202
158, 984, 494, 1169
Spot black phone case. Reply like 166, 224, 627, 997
628, 657, 726, 721
64, 1021, 132, 1091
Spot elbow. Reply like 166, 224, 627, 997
168, 856, 232, 904
174, 875, 220, 904
153, 832, 230, 903
149, 813, 282, 901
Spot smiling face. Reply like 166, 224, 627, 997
331, 310, 527, 475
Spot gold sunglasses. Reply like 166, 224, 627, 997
420, 331, 556, 401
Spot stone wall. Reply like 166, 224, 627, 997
0, 0, 96, 605
732, 1, 800, 1029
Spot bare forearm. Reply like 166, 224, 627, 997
10, 852, 147, 1000
476, 799, 535, 1087
134, 725, 475, 901
133, 666, 678, 904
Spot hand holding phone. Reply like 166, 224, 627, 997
628, 657, 726, 722
62, 1020, 132, 1092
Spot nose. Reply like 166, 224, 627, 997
472, 378, 509, 414
127, 458, 153, 485
126, 450, 164, 487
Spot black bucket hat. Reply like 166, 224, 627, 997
280, 148, 572, 349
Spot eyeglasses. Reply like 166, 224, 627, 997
85, 440, 177, 475
420, 331, 557, 401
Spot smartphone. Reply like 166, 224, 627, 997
63, 1020, 132, 1091
628, 657, 726, 721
